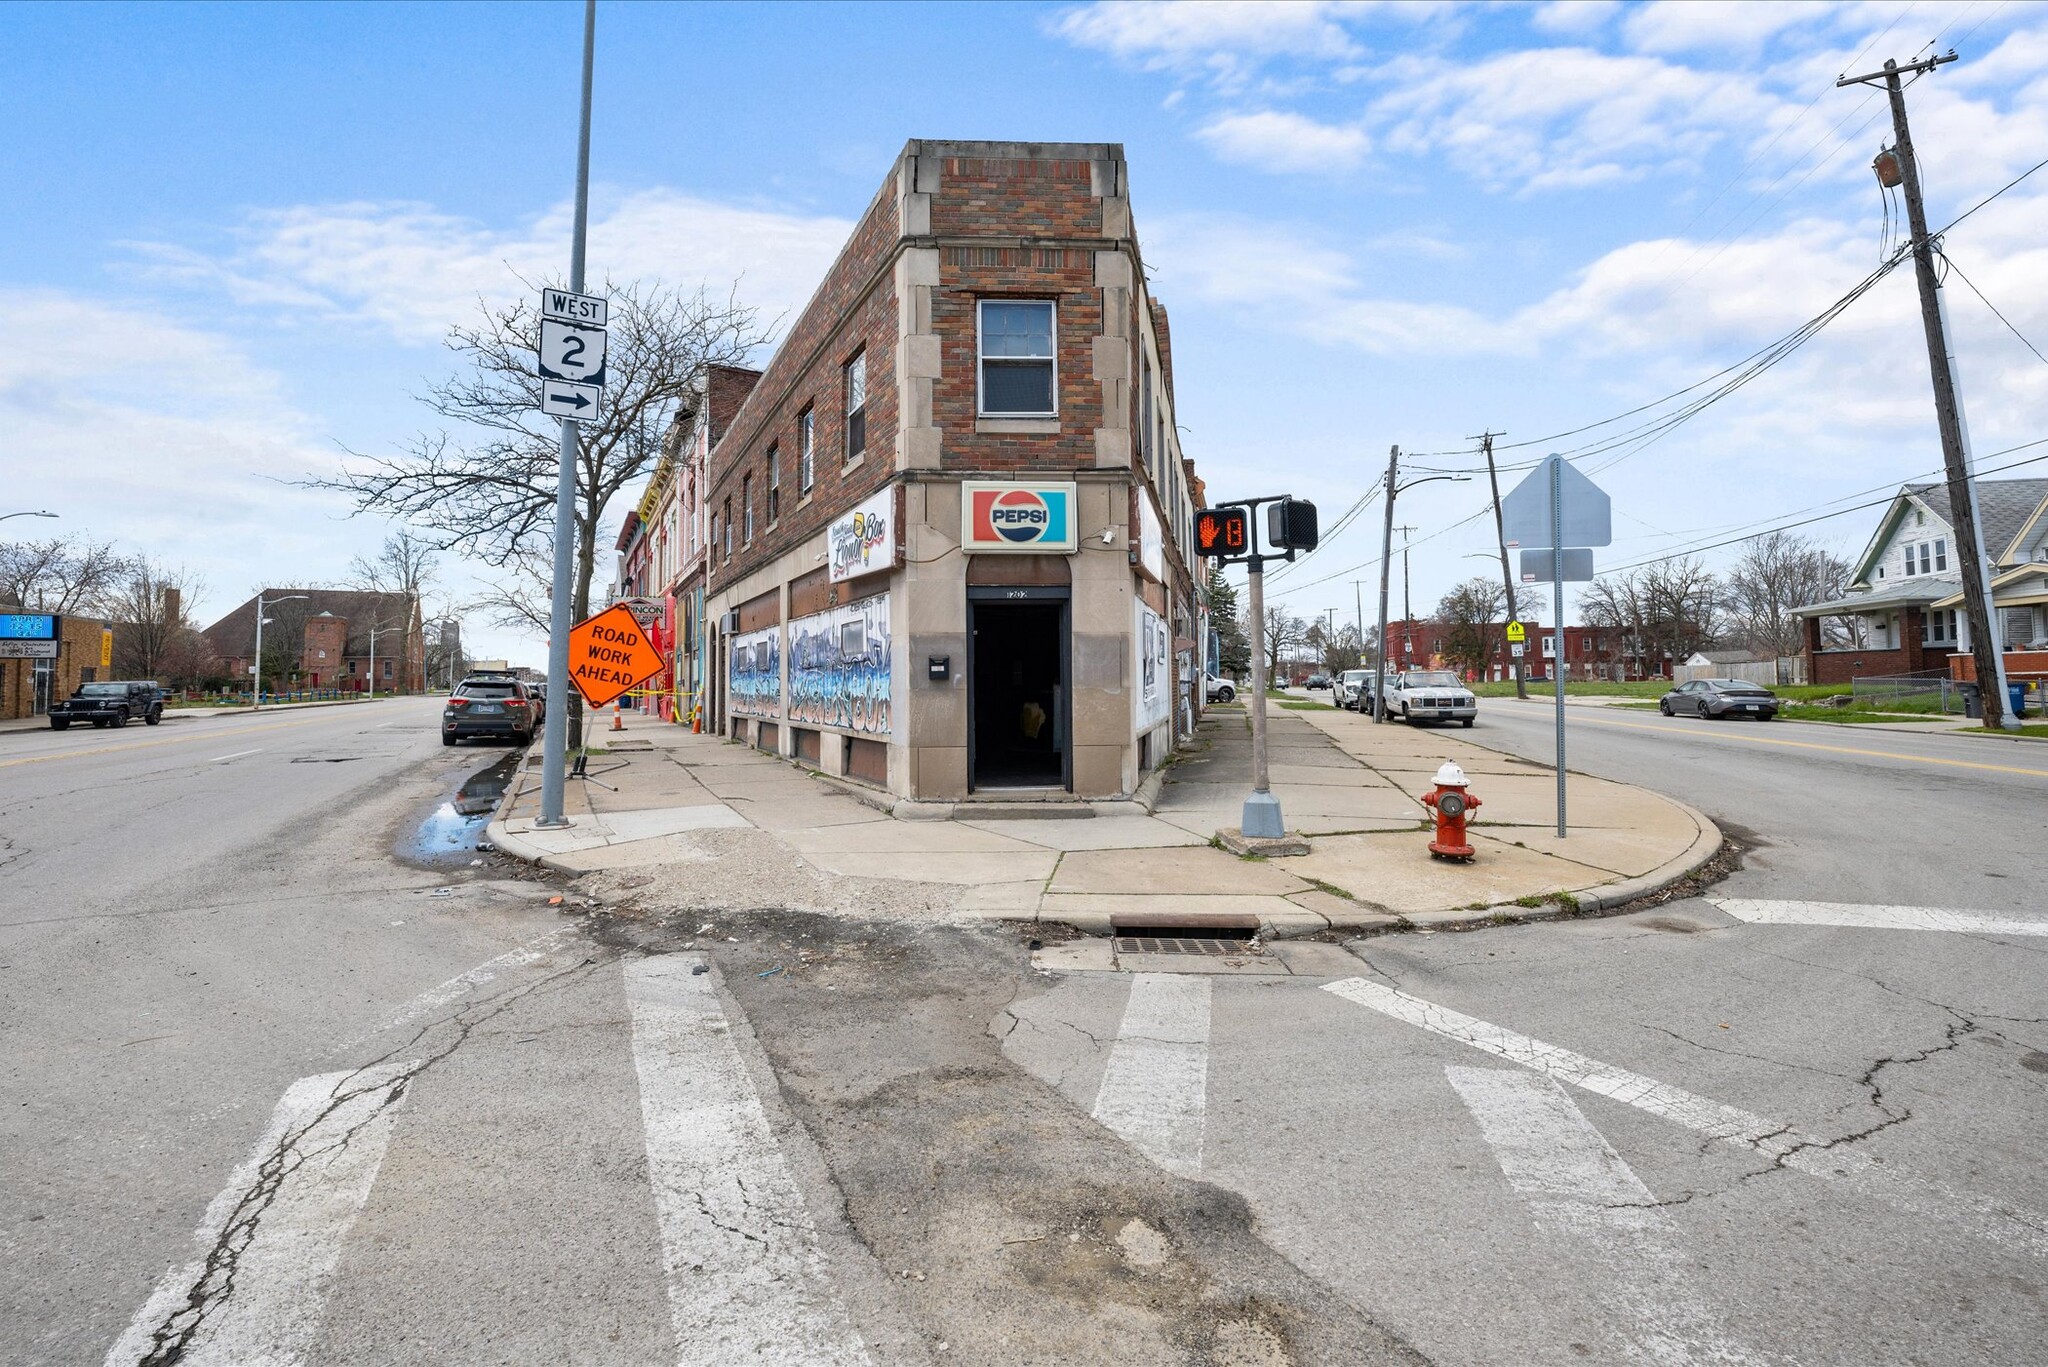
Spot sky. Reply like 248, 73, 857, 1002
4, 0, 2045, 662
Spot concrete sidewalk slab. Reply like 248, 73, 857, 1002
960, 816, 1206, 852
783, 822, 1042, 855
801, 849, 1060, 885
1286, 831, 1616, 913
1049, 847, 1312, 897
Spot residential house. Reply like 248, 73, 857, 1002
1792, 478, 2048, 685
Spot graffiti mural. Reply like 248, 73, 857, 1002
729, 625, 782, 717
787, 593, 892, 736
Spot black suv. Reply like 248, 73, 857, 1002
443, 675, 538, 746
50, 680, 163, 730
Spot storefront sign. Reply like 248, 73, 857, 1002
828, 488, 897, 583
788, 593, 892, 735
1136, 489, 1165, 581
962, 481, 1077, 553
728, 625, 782, 717
0, 613, 59, 659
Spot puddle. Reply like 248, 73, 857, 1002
400, 752, 520, 867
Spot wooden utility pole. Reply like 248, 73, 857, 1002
1474, 430, 1527, 698
1839, 52, 2015, 730
1374, 448, 1398, 723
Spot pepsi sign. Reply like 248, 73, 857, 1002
961, 481, 1077, 553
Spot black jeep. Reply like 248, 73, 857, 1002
50, 680, 164, 730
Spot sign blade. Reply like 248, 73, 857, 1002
1500, 454, 1613, 549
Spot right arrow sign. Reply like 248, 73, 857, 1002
1500, 454, 1612, 549
541, 378, 602, 421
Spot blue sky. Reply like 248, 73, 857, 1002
5, 0, 2045, 660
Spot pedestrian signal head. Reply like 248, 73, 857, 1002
1194, 507, 1249, 558
1266, 498, 1319, 551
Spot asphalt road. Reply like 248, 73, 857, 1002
6, 694, 2044, 1364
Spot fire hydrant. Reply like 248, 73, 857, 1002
1419, 761, 1481, 861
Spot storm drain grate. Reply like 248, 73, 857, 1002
1114, 935, 1262, 957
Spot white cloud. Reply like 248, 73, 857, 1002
1530, 1, 1619, 37
1051, 1, 1364, 73
1621, 0, 1832, 55
133, 190, 855, 347
1368, 46, 1785, 191
1196, 109, 1371, 171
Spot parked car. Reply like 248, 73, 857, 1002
1336, 669, 1372, 710
1660, 678, 1780, 720
1204, 674, 1237, 704
1304, 674, 1331, 691
48, 680, 163, 730
443, 675, 539, 746
1382, 670, 1478, 727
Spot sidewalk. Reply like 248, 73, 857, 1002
489, 702, 1719, 938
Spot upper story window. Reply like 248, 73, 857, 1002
979, 300, 1056, 417
742, 474, 754, 545
798, 407, 816, 495
766, 446, 780, 526
1899, 538, 1947, 576
844, 352, 867, 464
722, 498, 732, 559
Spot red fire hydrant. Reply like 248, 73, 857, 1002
1419, 761, 1481, 861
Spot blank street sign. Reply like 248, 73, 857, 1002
1501, 454, 1612, 550
1521, 548, 1593, 582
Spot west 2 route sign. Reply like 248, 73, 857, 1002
565, 603, 665, 709
536, 289, 608, 423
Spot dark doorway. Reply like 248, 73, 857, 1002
970, 595, 1068, 790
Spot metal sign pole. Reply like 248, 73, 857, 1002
538, 0, 596, 830
1242, 555, 1283, 838
1551, 458, 1567, 838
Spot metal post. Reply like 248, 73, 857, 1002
367, 623, 376, 702
252, 591, 266, 711
1551, 458, 1567, 838
1478, 432, 1527, 699
538, 0, 597, 829
1373, 446, 1398, 723
1242, 559, 1283, 838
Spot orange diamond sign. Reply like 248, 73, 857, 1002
566, 603, 665, 709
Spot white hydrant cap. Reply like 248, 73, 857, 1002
1433, 761, 1468, 787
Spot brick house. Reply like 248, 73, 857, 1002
202, 589, 425, 693
698, 139, 1203, 800
1385, 615, 1629, 682
1793, 478, 2048, 686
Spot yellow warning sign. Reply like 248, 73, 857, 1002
1505, 620, 1526, 644
100, 628, 114, 668
566, 603, 665, 709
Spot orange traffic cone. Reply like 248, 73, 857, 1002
611, 700, 625, 732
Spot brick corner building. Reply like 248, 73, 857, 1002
698, 139, 1203, 799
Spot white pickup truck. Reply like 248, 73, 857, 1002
1381, 669, 1478, 727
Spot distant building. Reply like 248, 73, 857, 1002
1382, 616, 1633, 682
1, 609, 113, 719
202, 589, 425, 693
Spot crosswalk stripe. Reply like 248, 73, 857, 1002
1091, 974, 1210, 1177
624, 955, 872, 1367
105, 1063, 414, 1366
345, 925, 582, 1047
1448, 1066, 1769, 1366
1324, 977, 2047, 1256
1711, 898, 2047, 936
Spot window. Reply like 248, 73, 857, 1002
1923, 609, 1957, 645
766, 447, 780, 525
383, 659, 393, 678
1541, 635, 1556, 658
1934, 538, 1947, 572
798, 408, 815, 495
2002, 607, 2035, 647
978, 300, 1056, 416
742, 474, 754, 545
843, 353, 866, 464
722, 498, 732, 558
709, 511, 720, 561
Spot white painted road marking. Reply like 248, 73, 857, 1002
1448, 1066, 1769, 1366
106, 1064, 414, 1366
208, 749, 263, 763
1712, 898, 2047, 937
1091, 973, 1210, 1177
625, 955, 872, 1367
1325, 977, 2047, 1256
345, 925, 581, 1047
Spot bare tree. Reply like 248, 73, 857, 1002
1435, 577, 1507, 678
304, 278, 767, 741
464, 544, 555, 638
1263, 606, 1304, 683
1723, 532, 1850, 671
348, 530, 441, 691
0, 536, 136, 615
1644, 557, 1723, 665
104, 560, 209, 685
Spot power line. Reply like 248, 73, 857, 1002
1934, 152, 2048, 237
1938, 249, 2048, 369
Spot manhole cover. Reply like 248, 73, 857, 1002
1114, 935, 1263, 956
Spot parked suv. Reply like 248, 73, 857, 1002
443, 675, 538, 746
1204, 674, 1237, 704
49, 680, 163, 730
1336, 669, 1372, 710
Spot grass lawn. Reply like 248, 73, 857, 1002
1954, 723, 2048, 740
1275, 699, 1336, 710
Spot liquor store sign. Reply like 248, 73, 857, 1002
0, 613, 59, 659
961, 481, 1077, 553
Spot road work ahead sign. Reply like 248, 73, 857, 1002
566, 603, 664, 709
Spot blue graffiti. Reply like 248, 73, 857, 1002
729, 632, 781, 716
786, 600, 892, 736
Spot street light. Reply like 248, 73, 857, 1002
1373, 450, 1471, 723
252, 592, 307, 711
0, 510, 58, 523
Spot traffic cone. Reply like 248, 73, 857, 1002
611, 700, 625, 733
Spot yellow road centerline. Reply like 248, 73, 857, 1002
0, 709, 410, 769
1513, 705, 2048, 779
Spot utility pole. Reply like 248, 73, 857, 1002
1395, 525, 1417, 667
1474, 430, 1527, 699
539, 0, 599, 827
251, 591, 307, 711
1374, 448, 1399, 723
1839, 52, 2014, 730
